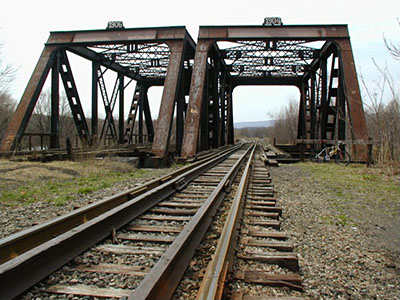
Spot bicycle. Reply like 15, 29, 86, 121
311, 141, 351, 165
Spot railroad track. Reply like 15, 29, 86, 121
0, 143, 305, 300
0, 144, 249, 299
183, 145, 304, 300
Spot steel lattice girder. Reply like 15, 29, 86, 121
220, 40, 319, 78
181, 25, 369, 160
0, 27, 196, 156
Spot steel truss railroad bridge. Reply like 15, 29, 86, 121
0, 23, 369, 164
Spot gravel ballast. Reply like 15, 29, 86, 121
270, 164, 400, 300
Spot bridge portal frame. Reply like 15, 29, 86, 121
0, 26, 196, 162
181, 25, 369, 160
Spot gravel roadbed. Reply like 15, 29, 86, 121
270, 164, 400, 300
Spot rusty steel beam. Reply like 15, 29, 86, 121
197, 25, 350, 41
181, 40, 213, 158
0, 45, 57, 152
232, 76, 302, 88
336, 39, 368, 140
227, 86, 234, 144
151, 40, 185, 158
46, 26, 196, 46
118, 73, 125, 144
297, 83, 307, 139
50, 52, 60, 149
91, 61, 99, 143
336, 39, 369, 160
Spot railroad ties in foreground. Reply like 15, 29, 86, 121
228, 152, 303, 299
185, 145, 304, 300
0, 143, 304, 299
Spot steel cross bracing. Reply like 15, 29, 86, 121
97, 67, 120, 143
220, 40, 318, 78
89, 43, 171, 78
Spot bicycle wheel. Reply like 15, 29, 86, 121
334, 150, 351, 166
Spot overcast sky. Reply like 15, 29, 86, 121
1, 0, 399, 122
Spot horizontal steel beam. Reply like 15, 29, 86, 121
232, 76, 302, 88
46, 26, 196, 49
198, 25, 350, 41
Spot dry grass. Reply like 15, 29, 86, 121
0, 158, 161, 206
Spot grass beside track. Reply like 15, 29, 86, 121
0, 158, 174, 206
298, 162, 400, 226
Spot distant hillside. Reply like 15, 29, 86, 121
234, 120, 275, 129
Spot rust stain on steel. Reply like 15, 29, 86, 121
0, 45, 57, 152
198, 25, 350, 40
151, 40, 185, 158
181, 40, 214, 158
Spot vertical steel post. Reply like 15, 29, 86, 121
310, 72, 316, 139
50, 51, 60, 149
200, 67, 209, 151
118, 73, 125, 144
227, 85, 234, 144
297, 82, 307, 139
91, 62, 99, 144
210, 60, 219, 148
138, 83, 145, 143
151, 40, 185, 158
219, 74, 226, 146
320, 57, 328, 140
181, 40, 213, 158
338, 66, 346, 140
176, 76, 185, 154
142, 87, 154, 143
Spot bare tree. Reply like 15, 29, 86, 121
0, 42, 16, 94
268, 97, 298, 144
0, 91, 15, 141
0, 41, 17, 142
384, 19, 400, 60
360, 62, 400, 166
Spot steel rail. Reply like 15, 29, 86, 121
196, 143, 256, 300
129, 144, 254, 300
0, 144, 242, 300
0, 144, 241, 265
